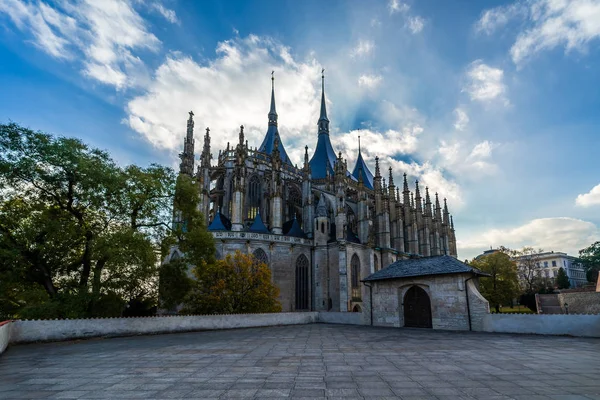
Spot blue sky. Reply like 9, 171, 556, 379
1, 0, 600, 260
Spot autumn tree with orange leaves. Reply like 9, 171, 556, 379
182, 251, 282, 314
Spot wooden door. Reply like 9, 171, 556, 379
403, 286, 432, 328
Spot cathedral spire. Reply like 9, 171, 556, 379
179, 111, 195, 176
434, 193, 442, 221
415, 180, 422, 212
318, 69, 330, 135
443, 198, 450, 225
268, 71, 277, 126
424, 187, 432, 217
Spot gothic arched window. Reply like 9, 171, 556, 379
346, 204, 357, 235
216, 176, 225, 211
287, 185, 302, 225
252, 248, 269, 266
247, 175, 261, 220
374, 254, 379, 272
351, 254, 361, 301
295, 254, 309, 310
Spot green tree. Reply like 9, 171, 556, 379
470, 251, 520, 313
507, 246, 545, 293
158, 174, 215, 312
556, 267, 570, 289
182, 251, 282, 315
0, 123, 175, 318
577, 241, 600, 283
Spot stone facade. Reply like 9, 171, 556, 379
169, 74, 458, 312
557, 292, 600, 314
363, 273, 489, 330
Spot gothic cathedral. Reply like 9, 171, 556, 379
171, 73, 458, 312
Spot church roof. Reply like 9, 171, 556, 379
282, 217, 306, 238
309, 132, 337, 179
259, 128, 291, 165
363, 255, 489, 282
258, 75, 292, 165
248, 213, 269, 233
351, 151, 374, 190
208, 211, 232, 231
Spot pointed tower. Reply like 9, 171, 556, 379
258, 72, 292, 164
357, 165, 370, 245
431, 193, 442, 255
179, 111, 195, 177
351, 136, 374, 189
302, 146, 313, 238
198, 126, 212, 224
270, 136, 283, 235
449, 215, 457, 258
231, 125, 247, 232
309, 70, 338, 180
441, 198, 451, 255
334, 152, 347, 241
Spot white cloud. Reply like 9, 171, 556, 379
475, 3, 526, 35
0, 0, 77, 59
350, 40, 375, 58
576, 183, 600, 207
0, 0, 162, 89
149, 2, 178, 24
388, 0, 409, 15
469, 140, 495, 159
125, 35, 322, 163
458, 217, 600, 259
476, 0, 600, 66
406, 16, 425, 34
438, 139, 498, 179
358, 74, 383, 89
453, 108, 469, 131
463, 60, 508, 104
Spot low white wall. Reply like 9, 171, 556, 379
10, 312, 319, 344
317, 312, 362, 325
0, 321, 12, 354
481, 313, 600, 337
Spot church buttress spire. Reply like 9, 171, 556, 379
179, 111, 195, 176
318, 69, 330, 135
268, 71, 277, 126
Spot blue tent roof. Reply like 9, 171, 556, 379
258, 78, 292, 165
208, 211, 232, 231
351, 151, 374, 190
309, 133, 337, 179
248, 213, 269, 233
282, 217, 306, 238
258, 128, 291, 165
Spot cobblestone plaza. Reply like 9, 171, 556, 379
1, 324, 599, 399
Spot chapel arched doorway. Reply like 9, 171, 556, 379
403, 286, 432, 328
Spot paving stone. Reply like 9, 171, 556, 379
0, 324, 598, 400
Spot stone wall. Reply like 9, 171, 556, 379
317, 312, 362, 325
10, 313, 319, 344
557, 292, 600, 314
216, 239, 312, 312
367, 273, 489, 330
0, 321, 12, 354
480, 314, 600, 337
467, 279, 490, 331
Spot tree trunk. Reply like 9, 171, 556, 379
495, 304, 500, 313
79, 231, 94, 288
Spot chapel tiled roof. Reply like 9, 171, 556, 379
363, 255, 489, 282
